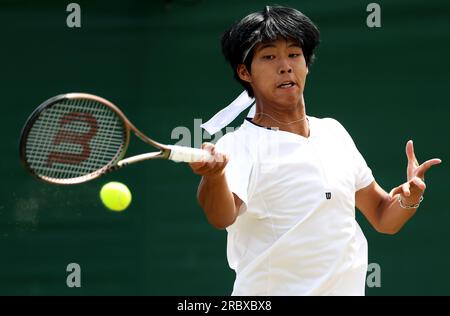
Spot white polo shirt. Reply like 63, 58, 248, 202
215, 116, 374, 296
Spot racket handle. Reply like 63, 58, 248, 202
167, 145, 212, 163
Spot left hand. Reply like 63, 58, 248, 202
389, 140, 441, 205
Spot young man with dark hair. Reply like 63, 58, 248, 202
190, 6, 441, 295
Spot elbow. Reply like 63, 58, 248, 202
197, 196, 238, 230
210, 223, 228, 230
197, 200, 235, 230
208, 215, 237, 230
374, 225, 401, 235
377, 229, 399, 235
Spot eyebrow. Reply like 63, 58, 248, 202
257, 42, 301, 52
257, 43, 276, 51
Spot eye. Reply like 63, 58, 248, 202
262, 55, 275, 60
289, 53, 302, 58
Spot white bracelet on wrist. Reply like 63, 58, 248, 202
398, 195, 424, 209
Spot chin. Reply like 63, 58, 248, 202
276, 92, 301, 105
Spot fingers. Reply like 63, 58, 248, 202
415, 158, 442, 179
389, 185, 403, 198
189, 143, 215, 170
189, 158, 225, 176
389, 181, 414, 198
390, 177, 426, 202
402, 182, 411, 197
189, 160, 206, 170
411, 176, 426, 191
201, 142, 229, 163
189, 142, 229, 177
406, 140, 418, 166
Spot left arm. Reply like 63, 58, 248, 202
356, 140, 441, 234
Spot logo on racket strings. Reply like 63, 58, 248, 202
47, 112, 98, 166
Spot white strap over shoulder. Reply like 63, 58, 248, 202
200, 90, 255, 135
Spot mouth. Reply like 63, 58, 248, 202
277, 81, 297, 89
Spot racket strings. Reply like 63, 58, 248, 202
28, 104, 121, 178
25, 98, 126, 181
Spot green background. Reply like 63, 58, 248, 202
0, 0, 448, 295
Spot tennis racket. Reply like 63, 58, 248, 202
19, 93, 211, 184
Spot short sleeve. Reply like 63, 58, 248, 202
215, 132, 253, 211
333, 120, 374, 191
352, 144, 374, 191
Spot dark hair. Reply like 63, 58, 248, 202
221, 6, 320, 97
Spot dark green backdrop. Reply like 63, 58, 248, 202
0, 0, 449, 295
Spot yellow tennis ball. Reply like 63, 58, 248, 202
100, 182, 132, 212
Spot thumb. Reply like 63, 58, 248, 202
201, 142, 216, 154
389, 185, 402, 198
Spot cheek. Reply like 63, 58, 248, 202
251, 67, 274, 86
255, 74, 275, 90
295, 66, 308, 79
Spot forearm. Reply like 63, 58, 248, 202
357, 141, 440, 235
197, 174, 238, 229
377, 193, 418, 234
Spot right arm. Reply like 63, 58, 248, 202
189, 143, 242, 229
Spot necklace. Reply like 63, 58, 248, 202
253, 112, 308, 126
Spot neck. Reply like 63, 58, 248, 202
252, 95, 309, 137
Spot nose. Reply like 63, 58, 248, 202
278, 58, 292, 74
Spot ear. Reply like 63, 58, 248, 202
237, 64, 252, 83
306, 66, 309, 75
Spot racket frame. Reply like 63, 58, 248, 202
19, 93, 171, 184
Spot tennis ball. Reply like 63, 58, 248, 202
99, 182, 132, 212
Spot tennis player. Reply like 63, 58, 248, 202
190, 6, 441, 296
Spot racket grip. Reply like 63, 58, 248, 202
167, 145, 212, 163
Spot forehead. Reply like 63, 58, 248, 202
254, 38, 301, 51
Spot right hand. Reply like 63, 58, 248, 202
189, 142, 229, 178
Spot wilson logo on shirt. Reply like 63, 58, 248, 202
325, 192, 332, 200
